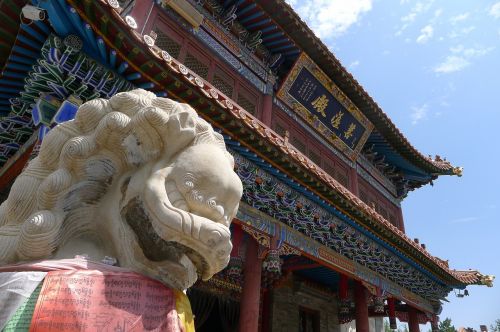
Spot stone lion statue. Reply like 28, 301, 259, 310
0, 89, 243, 289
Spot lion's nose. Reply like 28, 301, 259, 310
215, 205, 224, 218
199, 223, 231, 253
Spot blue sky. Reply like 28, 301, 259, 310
287, 0, 500, 327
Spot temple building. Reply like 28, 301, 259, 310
0, 0, 493, 331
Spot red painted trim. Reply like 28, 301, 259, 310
146, 8, 262, 117
350, 166, 359, 196
271, 108, 351, 186
130, 0, 153, 33
398, 207, 406, 233
358, 176, 402, 229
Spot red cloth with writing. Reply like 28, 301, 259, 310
29, 270, 181, 332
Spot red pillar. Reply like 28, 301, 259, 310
339, 274, 349, 300
261, 227, 278, 332
408, 306, 420, 332
431, 316, 439, 332
238, 237, 262, 332
261, 290, 271, 332
261, 94, 273, 127
388, 298, 397, 329
354, 281, 369, 332
231, 224, 244, 257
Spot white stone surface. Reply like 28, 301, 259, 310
0, 89, 243, 290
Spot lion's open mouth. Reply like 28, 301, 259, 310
121, 197, 209, 277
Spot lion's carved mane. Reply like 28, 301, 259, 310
0, 89, 243, 289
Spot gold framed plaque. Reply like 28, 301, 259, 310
277, 53, 373, 161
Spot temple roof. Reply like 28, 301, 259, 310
0, 0, 489, 296
451, 270, 494, 287
70, 0, 484, 289
228, 0, 463, 191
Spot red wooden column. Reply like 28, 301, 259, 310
261, 289, 271, 332
339, 274, 349, 300
261, 94, 273, 127
238, 236, 262, 332
431, 316, 439, 332
261, 231, 279, 332
408, 306, 420, 332
354, 281, 369, 332
388, 298, 397, 329
230, 224, 244, 257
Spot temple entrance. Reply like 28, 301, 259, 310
188, 288, 240, 332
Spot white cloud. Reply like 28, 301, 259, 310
402, 0, 435, 22
348, 60, 360, 69
410, 104, 429, 124
461, 26, 475, 34
434, 56, 470, 73
449, 216, 479, 224
402, 12, 417, 23
286, 0, 373, 38
449, 45, 463, 53
448, 26, 476, 39
416, 25, 434, 43
486, 203, 497, 210
450, 45, 494, 57
490, 2, 500, 18
395, 0, 434, 36
434, 45, 494, 74
462, 47, 493, 57
449, 12, 469, 24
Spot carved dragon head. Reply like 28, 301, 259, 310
480, 275, 495, 287
0, 89, 243, 289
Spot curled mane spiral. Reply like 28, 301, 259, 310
0, 89, 232, 264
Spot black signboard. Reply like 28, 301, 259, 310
277, 53, 373, 160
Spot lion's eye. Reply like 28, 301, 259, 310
183, 173, 196, 189
207, 199, 216, 207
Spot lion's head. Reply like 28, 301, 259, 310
0, 89, 243, 289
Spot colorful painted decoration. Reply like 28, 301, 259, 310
233, 151, 449, 303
